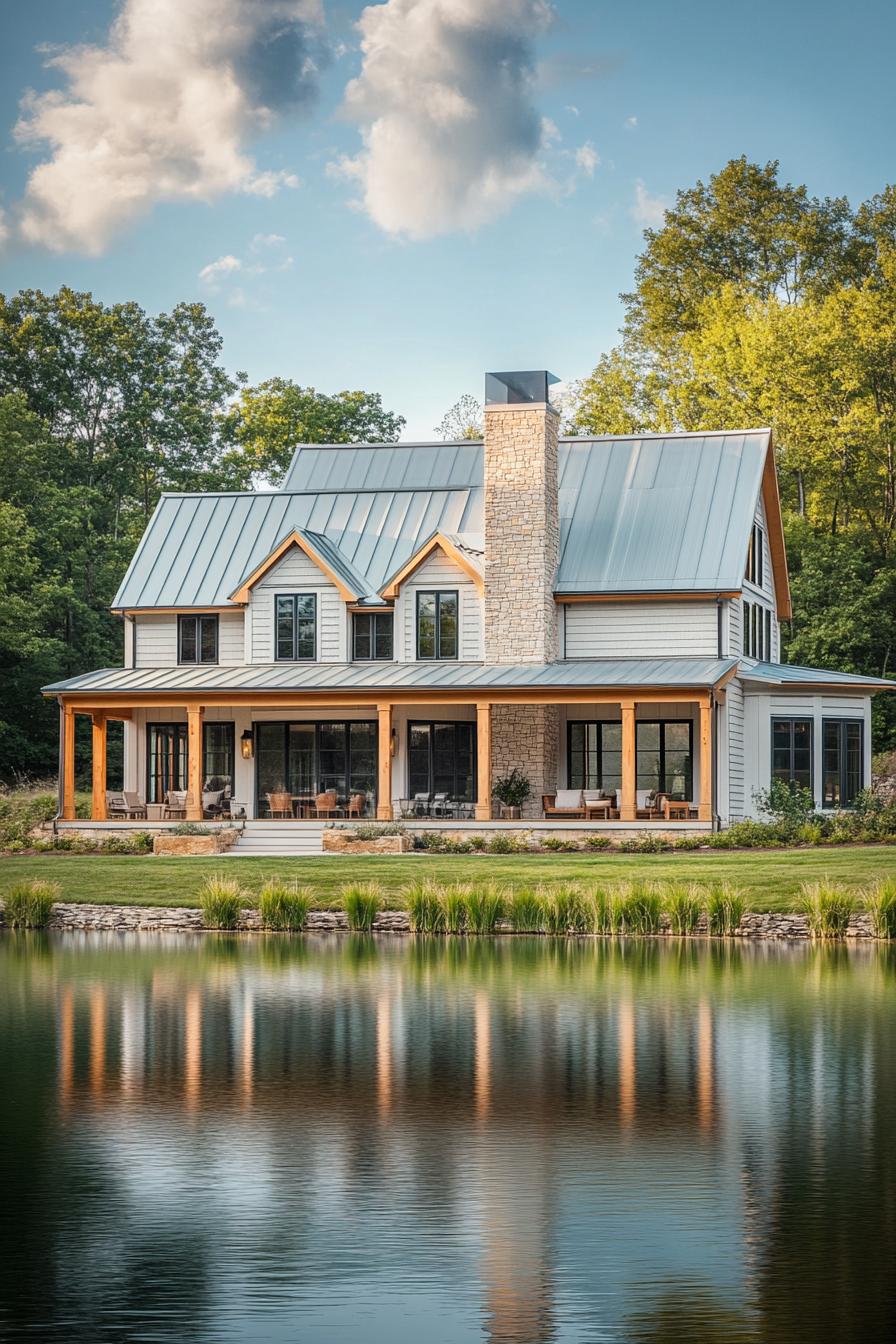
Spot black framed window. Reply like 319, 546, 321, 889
275, 594, 316, 661
203, 722, 234, 795
254, 720, 377, 815
146, 723, 187, 803
567, 722, 622, 794
743, 599, 773, 659
416, 590, 458, 660
822, 719, 863, 809
178, 614, 218, 664
353, 611, 394, 660
636, 720, 693, 799
746, 521, 764, 587
408, 721, 476, 801
771, 717, 813, 794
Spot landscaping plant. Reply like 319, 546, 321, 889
259, 879, 313, 931
404, 881, 446, 934
543, 885, 588, 934
864, 879, 896, 939
619, 881, 664, 933
798, 882, 856, 938
507, 886, 547, 933
197, 874, 244, 929
465, 883, 505, 934
2, 878, 59, 928
440, 884, 470, 934
665, 882, 702, 935
706, 882, 746, 935
342, 882, 382, 931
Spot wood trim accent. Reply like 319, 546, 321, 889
760, 431, 792, 621
380, 533, 484, 599
118, 607, 237, 616
714, 664, 740, 691
475, 702, 492, 820
229, 532, 359, 604
698, 700, 712, 821
62, 705, 76, 821
91, 713, 107, 821
619, 700, 636, 821
187, 705, 204, 822
376, 703, 393, 820
555, 591, 741, 604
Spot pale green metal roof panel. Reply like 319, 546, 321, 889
284, 442, 483, 492
44, 656, 737, 696
739, 661, 893, 689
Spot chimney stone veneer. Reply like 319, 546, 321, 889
483, 400, 561, 817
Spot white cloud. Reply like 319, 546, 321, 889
12, 0, 324, 254
541, 116, 561, 147
199, 233, 294, 302
335, 0, 556, 239
565, 104, 580, 117
199, 254, 243, 284
624, 115, 638, 129
574, 142, 599, 176
631, 178, 669, 229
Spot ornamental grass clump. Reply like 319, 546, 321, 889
2, 879, 59, 928
466, 883, 505, 934
664, 882, 702, 935
259, 879, 313, 931
198, 874, 244, 930
507, 886, 547, 933
619, 881, 664, 934
543, 884, 588, 935
404, 881, 446, 934
705, 882, 746, 936
864, 878, 896, 940
586, 885, 626, 934
342, 882, 382, 931
798, 881, 856, 938
440, 884, 470, 934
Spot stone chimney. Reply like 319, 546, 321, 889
483, 370, 560, 663
482, 371, 561, 817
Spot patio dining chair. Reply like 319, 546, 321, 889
266, 791, 293, 819
345, 793, 367, 820
311, 790, 340, 819
122, 790, 147, 819
105, 790, 129, 819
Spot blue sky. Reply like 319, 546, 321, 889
1, 0, 894, 438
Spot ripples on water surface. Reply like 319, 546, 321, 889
1, 932, 896, 1343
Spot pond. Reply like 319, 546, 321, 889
1, 932, 895, 1343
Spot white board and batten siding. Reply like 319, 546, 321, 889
564, 602, 719, 659
133, 610, 245, 668
395, 550, 483, 662
248, 548, 347, 662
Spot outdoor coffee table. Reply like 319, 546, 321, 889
585, 800, 613, 819
663, 799, 691, 821
146, 803, 166, 821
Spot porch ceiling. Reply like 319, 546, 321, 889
44, 656, 736, 702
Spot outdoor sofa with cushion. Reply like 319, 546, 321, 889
542, 789, 586, 819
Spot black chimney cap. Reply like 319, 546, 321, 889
485, 370, 560, 406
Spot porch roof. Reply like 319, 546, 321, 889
738, 661, 894, 691
43, 656, 737, 698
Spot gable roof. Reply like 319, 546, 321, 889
112, 430, 786, 613
380, 531, 484, 598
228, 527, 376, 604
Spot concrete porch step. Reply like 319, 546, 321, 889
229, 822, 326, 856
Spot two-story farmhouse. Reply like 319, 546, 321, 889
44, 369, 891, 846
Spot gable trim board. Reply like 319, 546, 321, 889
229, 529, 362, 604
381, 532, 484, 598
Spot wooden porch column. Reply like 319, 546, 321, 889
698, 695, 713, 822
377, 702, 393, 820
475, 702, 492, 820
187, 704, 204, 821
619, 699, 636, 822
62, 703, 76, 820
91, 713, 107, 820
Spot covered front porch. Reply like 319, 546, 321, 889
52, 682, 723, 829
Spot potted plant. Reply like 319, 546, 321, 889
492, 769, 531, 819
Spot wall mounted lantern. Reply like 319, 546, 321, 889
240, 729, 254, 760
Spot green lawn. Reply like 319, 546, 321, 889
2, 846, 895, 912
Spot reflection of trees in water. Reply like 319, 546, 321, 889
625, 1286, 757, 1343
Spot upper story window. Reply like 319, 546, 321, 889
276, 594, 316, 661
742, 600, 772, 660
417, 590, 458, 660
745, 521, 764, 588
178, 614, 218, 665
353, 611, 393, 660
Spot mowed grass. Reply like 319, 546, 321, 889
2, 846, 896, 912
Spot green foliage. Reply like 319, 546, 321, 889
506, 886, 547, 933
542, 885, 588, 935
706, 883, 746, 935
102, 832, 153, 854
0, 783, 58, 849
465, 883, 505, 934
618, 834, 670, 853
487, 832, 529, 854
798, 881, 856, 937
404, 880, 446, 934
586, 885, 627, 934
342, 882, 382, 931
618, 882, 664, 933
349, 822, 406, 840
197, 874, 244, 929
491, 769, 531, 809
864, 879, 896, 939
434, 394, 483, 441
259, 879, 313, 931
754, 780, 817, 827
2, 878, 59, 927
585, 834, 612, 850
173, 822, 211, 835
541, 836, 580, 852
665, 883, 702, 934
708, 820, 787, 849
440, 884, 470, 934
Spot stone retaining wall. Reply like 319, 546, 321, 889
153, 830, 238, 856
322, 832, 412, 854
0, 902, 882, 939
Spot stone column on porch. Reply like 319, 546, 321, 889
377, 702, 393, 820
91, 712, 107, 820
476, 702, 492, 820
186, 704, 204, 821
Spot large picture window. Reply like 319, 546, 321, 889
275, 594, 316, 661
416, 591, 458, 660
822, 719, 863, 809
146, 722, 235, 803
408, 721, 476, 801
636, 721, 693, 800
771, 717, 813, 794
178, 614, 218, 664
567, 722, 622, 795
254, 720, 377, 815
353, 611, 394, 660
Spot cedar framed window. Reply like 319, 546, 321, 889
178, 614, 218, 665
275, 594, 316, 661
353, 611, 394, 660
416, 591, 458, 660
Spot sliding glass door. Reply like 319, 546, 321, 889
254, 721, 377, 815
567, 718, 693, 800
146, 722, 235, 803
407, 721, 477, 801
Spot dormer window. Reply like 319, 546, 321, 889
353, 611, 393, 660
746, 521, 764, 588
417, 591, 458, 660
178, 614, 218, 665
275, 594, 316, 661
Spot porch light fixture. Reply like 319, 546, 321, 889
240, 730, 254, 760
